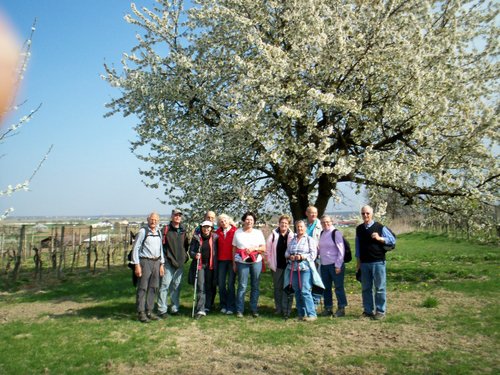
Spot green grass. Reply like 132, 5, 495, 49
421, 295, 439, 308
0, 231, 498, 374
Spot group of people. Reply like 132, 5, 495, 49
130, 205, 395, 323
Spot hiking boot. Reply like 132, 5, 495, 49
334, 308, 346, 318
360, 312, 374, 319
303, 316, 318, 322
146, 311, 159, 321
138, 312, 150, 323
170, 308, 179, 316
157, 312, 168, 320
322, 309, 333, 317
236, 312, 244, 318
252, 311, 259, 318
372, 312, 385, 320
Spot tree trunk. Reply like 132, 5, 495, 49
11, 225, 26, 282
93, 246, 98, 274
87, 226, 92, 269
33, 247, 42, 282
315, 175, 334, 217
57, 226, 65, 279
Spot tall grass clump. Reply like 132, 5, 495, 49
422, 296, 439, 308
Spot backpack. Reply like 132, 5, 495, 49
332, 229, 352, 263
382, 227, 396, 252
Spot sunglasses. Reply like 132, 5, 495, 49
361, 212, 371, 216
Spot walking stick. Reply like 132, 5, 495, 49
192, 256, 201, 318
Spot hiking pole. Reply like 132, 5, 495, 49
192, 255, 201, 318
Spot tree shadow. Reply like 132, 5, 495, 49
48, 301, 136, 321
4, 266, 139, 304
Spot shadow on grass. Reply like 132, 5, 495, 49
48, 301, 137, 321
3, 266, 137, 304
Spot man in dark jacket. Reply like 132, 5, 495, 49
157, 208, 189, 317
355, 205, 396, 320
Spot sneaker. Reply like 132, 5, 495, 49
146, 311, 159, 321
138, 312, 150, 323
303, 316, 318, 322
361, 312, 374, 319
334, 308, 346, 318
226, 310, 234, 315
220, 308, 227, 314
251, 311, 259, 318
195, 311, 206, 319
322, 309, 333, 317
372, 312, 385, 320
236, 312, 244, 318
204, 308, 210, 313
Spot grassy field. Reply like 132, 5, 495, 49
0, 232, 498, 374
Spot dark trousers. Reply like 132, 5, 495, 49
218, 260, 236, 311
195, 265, 216, 313
136, 258, 160, 313
272, 268, 293, 316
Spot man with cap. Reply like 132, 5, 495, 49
189, 220, 218, 319
157, 208, 189, 317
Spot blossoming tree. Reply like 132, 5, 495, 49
105, 0, 498, 219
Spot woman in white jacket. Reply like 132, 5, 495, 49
266, 214, 295, 318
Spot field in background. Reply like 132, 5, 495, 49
0, 232, 498, 374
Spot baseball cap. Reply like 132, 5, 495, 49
200, 220, 213, 227
171, 208, 183, 215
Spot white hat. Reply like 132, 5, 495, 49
200, 220, 213, 228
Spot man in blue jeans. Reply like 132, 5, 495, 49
355, 205, 396, 320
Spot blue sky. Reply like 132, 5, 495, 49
1, 0, 362, 217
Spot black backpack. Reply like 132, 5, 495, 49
332, 229, 352, 263
382, 227, 396, 252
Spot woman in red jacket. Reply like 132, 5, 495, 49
215, 214, 237, 315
